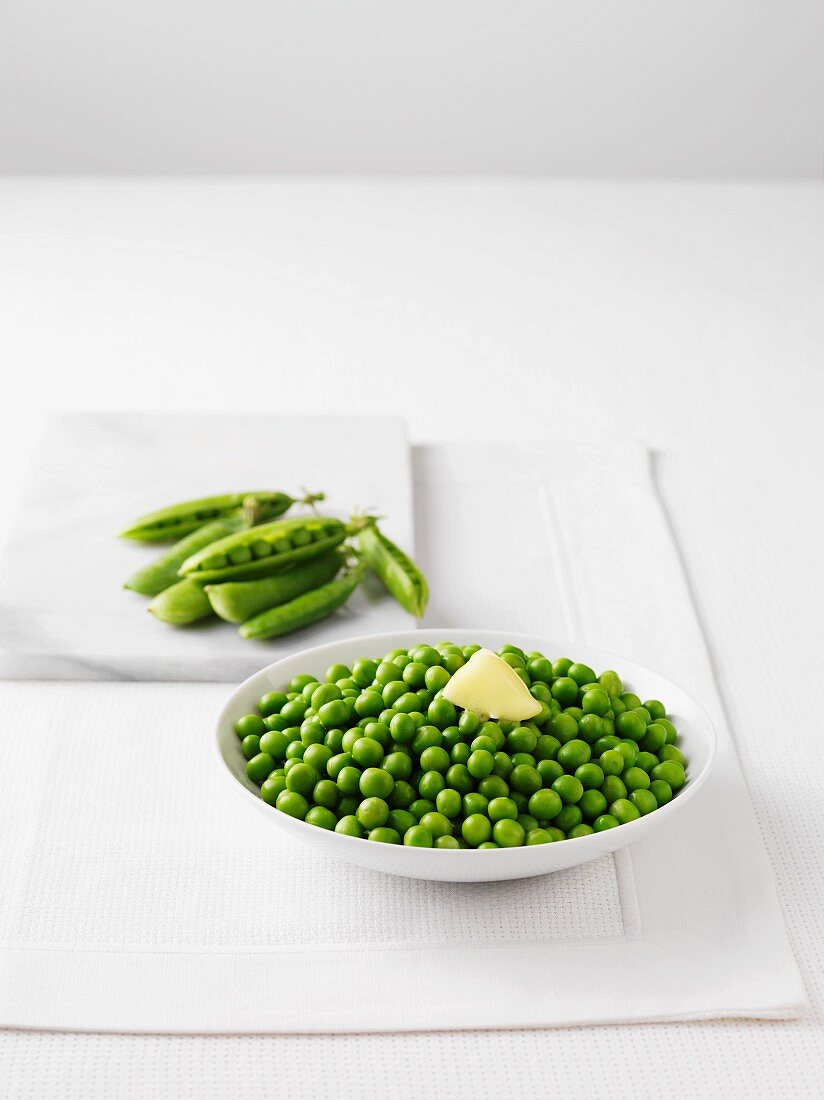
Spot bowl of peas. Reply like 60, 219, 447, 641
216, 631, 716, 881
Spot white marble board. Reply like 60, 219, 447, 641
0, 414, 413, 680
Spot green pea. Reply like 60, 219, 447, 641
578, 789, 608, 821
246, 752, 275, 784
616, 711, 646, 742
592, 735, 620, 755
582, 688, 611, 717
537, 759, 563, 785
478, 775, 509, 801
419, 746, 450, 773
616, 741, 638, 767
284, 739, 305, 761
285, 762, 318, 797
593, 814, 619, 831
551, 713, 578, 743
264, 713, 289, 732
492, 751, 514, 779
527, 657, 554, 684
488, 796, 519, 822
553, 805, 583, 832
649, 779, 673, 805
636, 722, 664, 753
526, 828, 554, 845
436, 788, 462, 818
493, 819, 525, 847
276, 790, 309, 819
651, 761, 686, 790
598, 670, 623, 698
567, 662, 596, 687
451, 743, 471, 766
528, 788, 562, 820
510, 764, 542, 795
419, 811, 452, 839
446, 764, 473, 795
577, 714, 604, 743
535, 734, 561, 761
601, 775, 628, 803
634, 751, 659, 773
610, 798, 641, 824
629, 789, 659, 815
335, 815, 363, 837
383, 681, 409, 708
336, 765, 362, 795
461, 814, 492, 847
458, 711, 481, 736
357, 797, 390, 830
402, 661, 427, 688
351, 737, 384, 768
657, 719, 679, 744
570, 762, 602, 790
404, 825, 434, 847
568, 824, 594, 838
389, 712, 416, 744
409, 798, 436, 821
412, 725, 442, 754
305, 806, 337, 830
551, 677, 579, 706
260, 775, 287, 805
507, 726, 537, 754
303, 744, 333, 772
623, 766, 651, 792
557, 739, 591, 770
389, 781, 416, 809
419, 770, 446, 800
659, 745, 687, 768
382, 751, 412, 780
235, 714, 266, 738
394, 692, 420, 714
241, 734, 261, 760
466, 749, 493, 779
259, 691, 289, 716
388, 809, 417, 835
435, 835, 460, 849
552, 774, 584, 804
552, 657, 573, 677
428, 697, 457, 728
318, 699, 349, 730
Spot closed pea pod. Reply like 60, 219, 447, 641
357, 523, 428, 618
147, 577, 213, 625
124, 514, 249, 597
120, 490, 320, 542
206, 550, 343, 623
181, 515, 350, 583
239, 561, 366, 640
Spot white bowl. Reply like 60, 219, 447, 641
216, 630, 716, 882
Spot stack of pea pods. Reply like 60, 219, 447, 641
120, 490, 428, 638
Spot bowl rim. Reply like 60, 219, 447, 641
215, 628, 717, 863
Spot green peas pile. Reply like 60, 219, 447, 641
237, 643, 689, 848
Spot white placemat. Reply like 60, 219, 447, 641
0, 442, 805, 1032
0, 414, 414, 680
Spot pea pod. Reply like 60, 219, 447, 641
124, 514, 250, 597
239, 561, 366, 640
358, 524, 428, 618
119, 490, 323, 542
206, 550, 342, 623
180, 515, 349, 583
148, 578, 213, 625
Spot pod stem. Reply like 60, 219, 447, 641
299, 489, 326, 513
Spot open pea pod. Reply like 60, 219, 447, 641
124, 514, 249, 596
180, 515, 349, 583
358, 524, 428, 618
119, 490, 322, 542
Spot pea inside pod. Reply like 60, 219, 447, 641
119, 490, 323, 542
180, 515, 349, 583
358, 523, 428, 618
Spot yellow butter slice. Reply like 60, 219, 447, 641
442, 647, 542, 722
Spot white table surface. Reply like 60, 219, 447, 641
1, 179, 822, 1098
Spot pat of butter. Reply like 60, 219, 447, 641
442, 648, 542, 722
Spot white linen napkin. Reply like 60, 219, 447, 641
0, 413, 414, 680
0, 442, 805, 1032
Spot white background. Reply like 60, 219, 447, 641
2, 0, 824, 175
1, 178, 823, 1095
